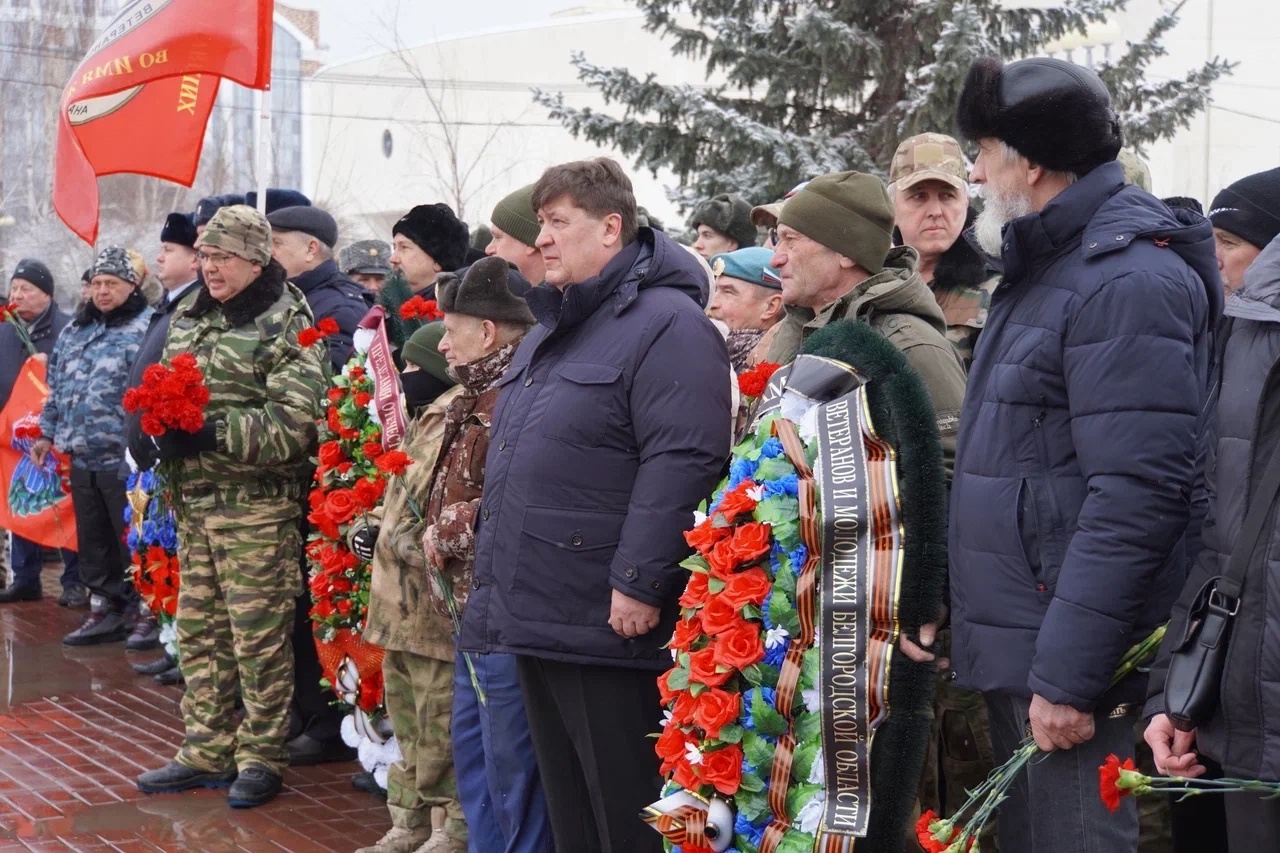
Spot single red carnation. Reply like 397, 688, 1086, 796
317, 318, 340, 336
375, 450, 412, 477
737, 361, 781, 399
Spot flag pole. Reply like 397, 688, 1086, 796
255, 85, 272, 214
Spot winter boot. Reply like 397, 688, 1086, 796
0, 583, 42, 603
226, 764, 283, 808
353, 827, 434, 853
137, 760, 236, 794
126, 613, 161, 650
63, 596, 128, 646
58, 584, 88, 608
133, 653, 176, 676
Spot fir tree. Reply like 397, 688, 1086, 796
534, 0, 1231, 209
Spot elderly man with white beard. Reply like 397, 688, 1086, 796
907, 56, 1221, 853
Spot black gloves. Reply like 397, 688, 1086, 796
351, 525, 379, 561
154, 421, 221, 461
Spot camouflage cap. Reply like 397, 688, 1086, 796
1118, 148, 1152, 193
340, 240, 392, 276
750, 180, 811, 229
197, 204, 272, 265
90, 245, 139, 286
889, 132, 968, 193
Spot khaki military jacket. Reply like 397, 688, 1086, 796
765, 245, 966, 480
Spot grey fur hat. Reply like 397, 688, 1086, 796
437, 256, 535, 326
689, 194, 758, 248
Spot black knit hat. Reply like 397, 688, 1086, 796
393, 203, 470, 272
956, 56, 1123, 177
1209, 168, 1280, 251
194, 193, 247, 226
160, 212, 197, 248
437, 256, 535, 325
11, 259, 54, 297
689, 194, 758, 248
244, 188, 312, 214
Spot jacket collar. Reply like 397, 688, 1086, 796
931, 211, 1001, 294
73, 287, 149, 328
292, 259, 339, 294
525, 238, 645, 333
450, 339, 520, 394
185, 259, 287, 327
783, 246, 948, 336
1002, 161, 1126, 283
23, 303, 56, 339
1226, 237, 1280, 323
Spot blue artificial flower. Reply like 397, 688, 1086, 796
759, 437, 784, 459
763, 638, 787, 669
735, 812, 768, 848
126, 529, 140, 551
728, 456, 759, 489
126, 471, 140, 491
141, 520, 158, 545
140, 469, 158, 492
788, 544, 808, 576
122, 504, 133, 525
158, 523, 179, 553
763, 473, 799, 499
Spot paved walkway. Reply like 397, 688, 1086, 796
0, 594, 391, 852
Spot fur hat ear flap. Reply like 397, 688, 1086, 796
955, 55, 1004, 142
435, 272, 461, 310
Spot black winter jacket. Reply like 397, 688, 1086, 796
0, 302, 70, 410
292, 259, 374, 370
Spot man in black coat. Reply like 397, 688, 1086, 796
267, 205, 373, 371
0, 260, 81, 606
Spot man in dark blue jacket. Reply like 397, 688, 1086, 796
460, 158, 731, 853
267, 205, 373, 372
937, 57, 1220, 852
0, 260, 81, 606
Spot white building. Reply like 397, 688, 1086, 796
307, 0, 1279, 241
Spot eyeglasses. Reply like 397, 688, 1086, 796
197, 251, 237, 268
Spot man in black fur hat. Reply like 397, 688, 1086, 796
938, 55, 1221, 853
390, 203, 471, 298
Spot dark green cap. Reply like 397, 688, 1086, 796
402, 321, 451, 383
491, 184, 541, 248
778, 171, 894, 274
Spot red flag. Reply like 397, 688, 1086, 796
0, 360, 77, 551
53, 0, 274, 245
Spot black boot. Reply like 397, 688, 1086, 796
286, 732, 357, 766
0, 583, 42, 603
63, 607, 129, 646
226, 764, 283, 808
133, 653, 176, 676
137, 760, 236, 794
154, 666, 183, 686
126, 613, 161, 651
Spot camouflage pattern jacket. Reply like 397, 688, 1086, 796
162, 260, 327, 512
927, 227, 1002, 368
765, 245, 967, 481
41, 289, 152, 472
362, 384, 463, 658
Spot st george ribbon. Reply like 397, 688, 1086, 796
756, 355, 905, 845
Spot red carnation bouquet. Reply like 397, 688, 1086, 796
400, 296, 442, 322
122, 353, 210, 436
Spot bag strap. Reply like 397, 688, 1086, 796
1218, 441, 1280, 601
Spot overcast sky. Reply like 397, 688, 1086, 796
292, 0, 618, 64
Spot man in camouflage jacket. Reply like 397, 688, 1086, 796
37, 245, 152, 645
356, 257, 547, 853
135, 206, 327, 810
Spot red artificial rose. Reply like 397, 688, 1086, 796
349, 366, 366, 381
654, 722, 688, 768
684, 518, 731, 555
337, 461, 354, 475
671, 691, 698, 727
699, 743, 743, 795
679, 571, 709, 609
720, 565, 772, 609
317, 441, 346, 471
688, 646, 732, 688
354, 391, 373, 408
327, 387, 346, 404
727, 522, 772, 566
318, 544, 347, 576
317, 318, 340, 336
658, 668, 680, 706
376, 450, 412, 477
698, 593, 741, 636
308, 507, 341, 541
705, 538, 742, 581
715, 481, 759, 524
669, 617, 703, 653
308, 487, 327, 512
736, 361, 781, 399
712, 622, 765, 673
323, 489, 359, 525
672, 759, 700, 793
692, 688, 740, 739
361, 441, 384, 461
336, 598, 352, 616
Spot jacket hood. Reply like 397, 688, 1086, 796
845, 246, 950, 335
1226, 235, 1280, 323
526, 227, 708, 330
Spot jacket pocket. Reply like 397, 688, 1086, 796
543, 362, 623, 448
1017, 478, 1058, 603
510, 505, 625, 627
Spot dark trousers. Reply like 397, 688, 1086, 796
1171, 756, 1228, 852
1225, 790, 1280, 849
69, 466, 130, 609
289, 511, 344, 742
986, 693, 1139, 853
10, 533, 79, 591
516, 655, 665, 853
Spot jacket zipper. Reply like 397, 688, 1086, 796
1031, 396, 1064, 588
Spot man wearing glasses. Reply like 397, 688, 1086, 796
36, 246, 153, 645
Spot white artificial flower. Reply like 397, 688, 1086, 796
765, 625, 790, 650
357, 736, 381, 773
158, 622, 178, 659
373, 766, 389, 790
340, 714, 361, 748
367, 396, 382, 425
803, 687, 821, 715
693, 510, 708, 527
808, 749, 825, 785
747, 484, 765, 502
352, 327, 375, 355
797, 791, 826, 835
685, 743, 704, 766
661, 709, 675, 728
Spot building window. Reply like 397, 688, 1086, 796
382, 129, 393, 159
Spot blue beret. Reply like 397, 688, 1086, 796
710, 247, 781, 290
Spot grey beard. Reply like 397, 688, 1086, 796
974, 189, 1033, 257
